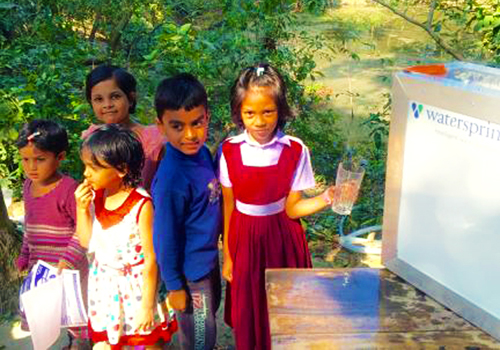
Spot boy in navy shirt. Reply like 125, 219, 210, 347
152, 73, 221, 350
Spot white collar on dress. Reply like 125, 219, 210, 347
228, 130, 290, 148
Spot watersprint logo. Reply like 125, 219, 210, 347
411, 102, 423, 119
410, 101, 500, 142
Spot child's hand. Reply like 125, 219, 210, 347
134, 305, 155, 333
75, 179, 94, 211
168, 289, 188, 312
56, 260, 69, 275
16, 257, 28, 272
222, 257, 233, 283
322, 185, 336, 206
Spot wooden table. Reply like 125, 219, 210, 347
266, 268, 500, 349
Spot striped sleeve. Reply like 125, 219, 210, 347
17, 239, 30, 271
60, 180, 86, 268
17, 181, 31, 271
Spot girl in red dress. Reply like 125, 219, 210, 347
219, 63, 335, 350
75, 124, 176, 349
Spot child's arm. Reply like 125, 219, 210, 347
16, 239, 30, 272
221, 185, 235, 283
74, 180, 94, 249
152, 185, 188, 312
285, 187, 334, 219
58, 181, 87, 272
285, 140, 335, 219
134, 200, 157, 332
17, 183, 30, 271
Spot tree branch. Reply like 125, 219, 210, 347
109, 12, 132, 54
372, 0, 464, 61
89, 12, 102, 43
427, 0, 437, 32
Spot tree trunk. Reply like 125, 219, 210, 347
0, 188, 22, 318
89, 12, 102, 43
109, 12, 132, 54
0, 189, 14, 235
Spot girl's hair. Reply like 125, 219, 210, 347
81, 124, 144, 188
16, 119, 69, 155
85, 64, 137, 114
230, 63, 293, 130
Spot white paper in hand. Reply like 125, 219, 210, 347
61, 269, 88, 327
21, 274, 63, 350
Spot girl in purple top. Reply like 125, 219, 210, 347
82, 65, 166, 190
16, 119, 89, 349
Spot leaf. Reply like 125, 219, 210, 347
179, 23, 192, 34
0, 3, 17, 10
200, 39, 216, 51
8, 128, 18, 140
143, 49, 159, 61
72, 104, 87, 113
374, 133, 382, 150
19, 98, 36, 106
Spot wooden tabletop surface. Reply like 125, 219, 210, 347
265, 268, 500, 349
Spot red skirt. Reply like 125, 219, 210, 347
89, 316, 178, 348
224, 210, 312, 350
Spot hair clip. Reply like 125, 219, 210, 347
27, 131, 41, 142
256, 67, 265, 77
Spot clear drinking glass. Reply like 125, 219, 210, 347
331, 162, 365, 215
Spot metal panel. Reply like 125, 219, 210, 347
383, 62, 500, 341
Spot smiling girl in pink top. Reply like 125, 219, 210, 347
82, 65, 166, 190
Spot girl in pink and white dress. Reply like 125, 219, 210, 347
75, 124, 176, 349
219, 63, 335, 350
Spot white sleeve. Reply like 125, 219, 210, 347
290, 144, 316, 191
219, 152, 233, 188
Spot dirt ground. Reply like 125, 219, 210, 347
0, 242, 381, 350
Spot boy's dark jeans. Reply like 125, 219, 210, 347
176, 266, 221, 350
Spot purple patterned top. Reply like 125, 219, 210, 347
17, 175, 87, 272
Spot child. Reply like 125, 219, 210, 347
74, 124, 176, 348
152, 73, 221, 350
219, 64, 335, 350
82, 64, 166, 190
16, 119, 90, 349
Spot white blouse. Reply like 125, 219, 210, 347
219, 130, 316, 191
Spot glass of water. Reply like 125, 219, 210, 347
331, 162, 365, 215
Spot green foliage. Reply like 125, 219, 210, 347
0, 0, 332, 194
298, 0, 331, 15
0, 92, 28, 191
289, 105, 344, 182
345, 94, 390, 231
462, 0, 500, 63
